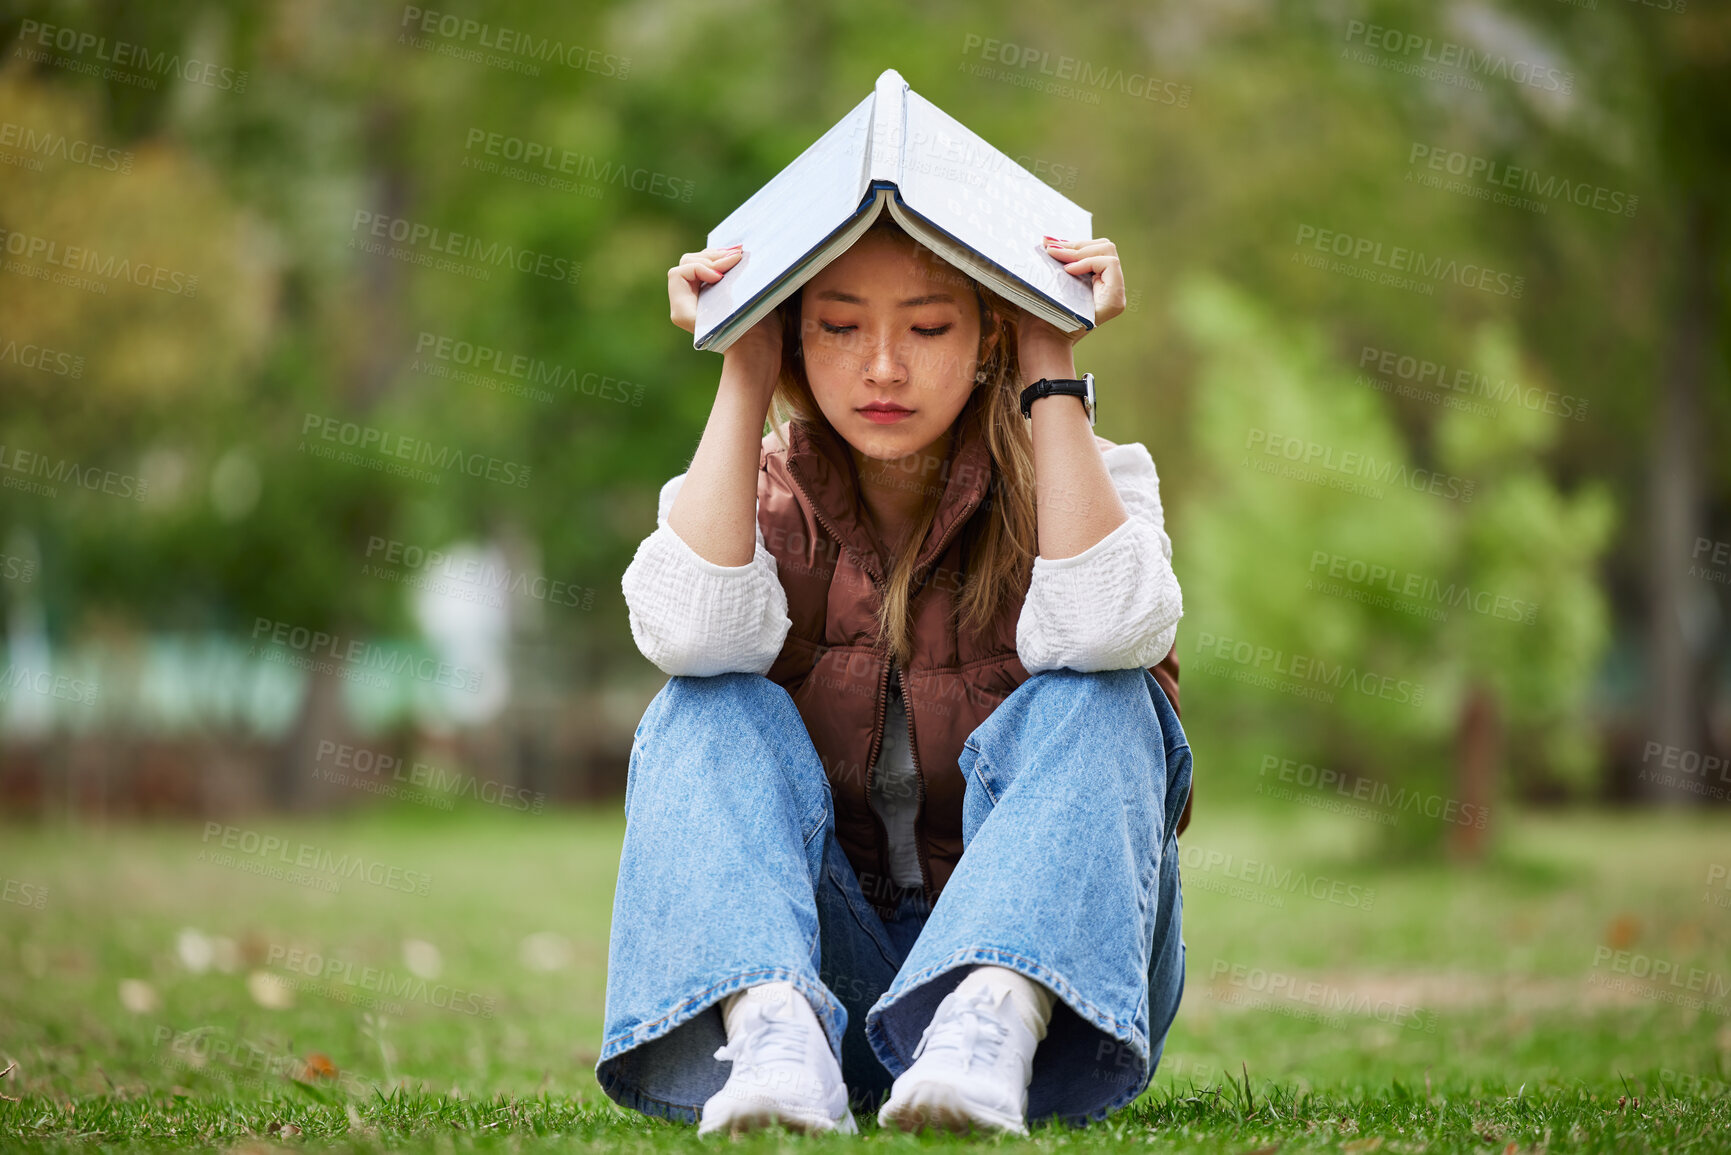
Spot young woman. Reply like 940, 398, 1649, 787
597, 214, 1192, 1136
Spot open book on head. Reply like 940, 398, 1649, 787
693, 68, 1094, 352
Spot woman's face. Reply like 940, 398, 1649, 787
798, 230, 983, 468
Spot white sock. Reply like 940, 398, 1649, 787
720, 980, 810, 1040
953, 965, 1055, 1042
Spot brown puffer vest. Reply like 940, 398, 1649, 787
756, 414, 1189, 918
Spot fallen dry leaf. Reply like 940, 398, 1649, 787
301, 1053, 337, 1081
1604, 913, 1640, 950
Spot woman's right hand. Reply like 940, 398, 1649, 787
668, 245, 743, 334
668, 245, 784, 384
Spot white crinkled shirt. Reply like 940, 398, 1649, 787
620, 441, 1183, 887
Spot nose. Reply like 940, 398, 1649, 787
861, 331, 907, 388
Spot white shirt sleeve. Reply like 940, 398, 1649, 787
620, 471, 792, 677
1015, 442, 1184, 674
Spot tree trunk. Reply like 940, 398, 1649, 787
269, 661, 346, 812
1644, 192, 1715, 806
1451, 681, 1498, 861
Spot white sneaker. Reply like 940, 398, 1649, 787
877, 979, 1043, 1136
697, 983, 858, 1137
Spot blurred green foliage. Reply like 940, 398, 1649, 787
1, 0, 1726, 821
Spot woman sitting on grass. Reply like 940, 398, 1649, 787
596, 212, 1192, 1136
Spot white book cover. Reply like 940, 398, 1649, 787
694, 69, 1094, 352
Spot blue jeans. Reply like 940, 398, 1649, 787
594, 666, 1192, 1128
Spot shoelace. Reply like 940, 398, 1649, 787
713, 990, 810, 1069
910, 986, 1009, 1072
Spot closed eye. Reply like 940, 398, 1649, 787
817, 321, 952, 338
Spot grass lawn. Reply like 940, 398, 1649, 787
1, 802, 1728, 1152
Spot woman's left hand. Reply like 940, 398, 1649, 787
1017, 236, 1126, 366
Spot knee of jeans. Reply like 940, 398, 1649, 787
636, 673, 830, 816
974, 667, 1157, 763
638, 671, 798, 738
986, 667, 1144, 730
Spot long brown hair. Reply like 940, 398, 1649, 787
765, 217, 1039, 667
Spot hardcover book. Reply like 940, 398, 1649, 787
694, 68, 1094, 352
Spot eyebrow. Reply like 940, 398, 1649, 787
814, 289, 958, 307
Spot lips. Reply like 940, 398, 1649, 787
858, 401, 914, 425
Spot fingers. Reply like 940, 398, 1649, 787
674, 246, 744, 280
1043, 236, 1115, 258
1040, 237, 1125, 323
669, 246, 745, 332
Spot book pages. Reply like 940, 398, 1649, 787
897, 90, 1094, 322
694, 93, 876, 348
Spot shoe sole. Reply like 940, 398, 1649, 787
877, 1082, 1027, 1136
698, 1101, 858, 1137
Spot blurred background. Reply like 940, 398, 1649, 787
1, 0, 1728, 1114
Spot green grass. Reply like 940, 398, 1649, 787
2, 802, 1728, 1152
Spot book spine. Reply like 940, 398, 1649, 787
867, 70, 906, 186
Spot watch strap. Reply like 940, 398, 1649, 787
1019, 374, 1095, 424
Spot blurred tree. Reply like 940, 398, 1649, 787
1173, 274, 1613, 855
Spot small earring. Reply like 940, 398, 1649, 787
974, 369, 989, 383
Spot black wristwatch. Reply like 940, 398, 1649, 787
1019, 372, 1095, 426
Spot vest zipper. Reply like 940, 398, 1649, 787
785, 458, 898, 899
896, 657, 935, 904
784, 448, 983, 913
898, 504, 979, 910
861, 647, 895, 898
